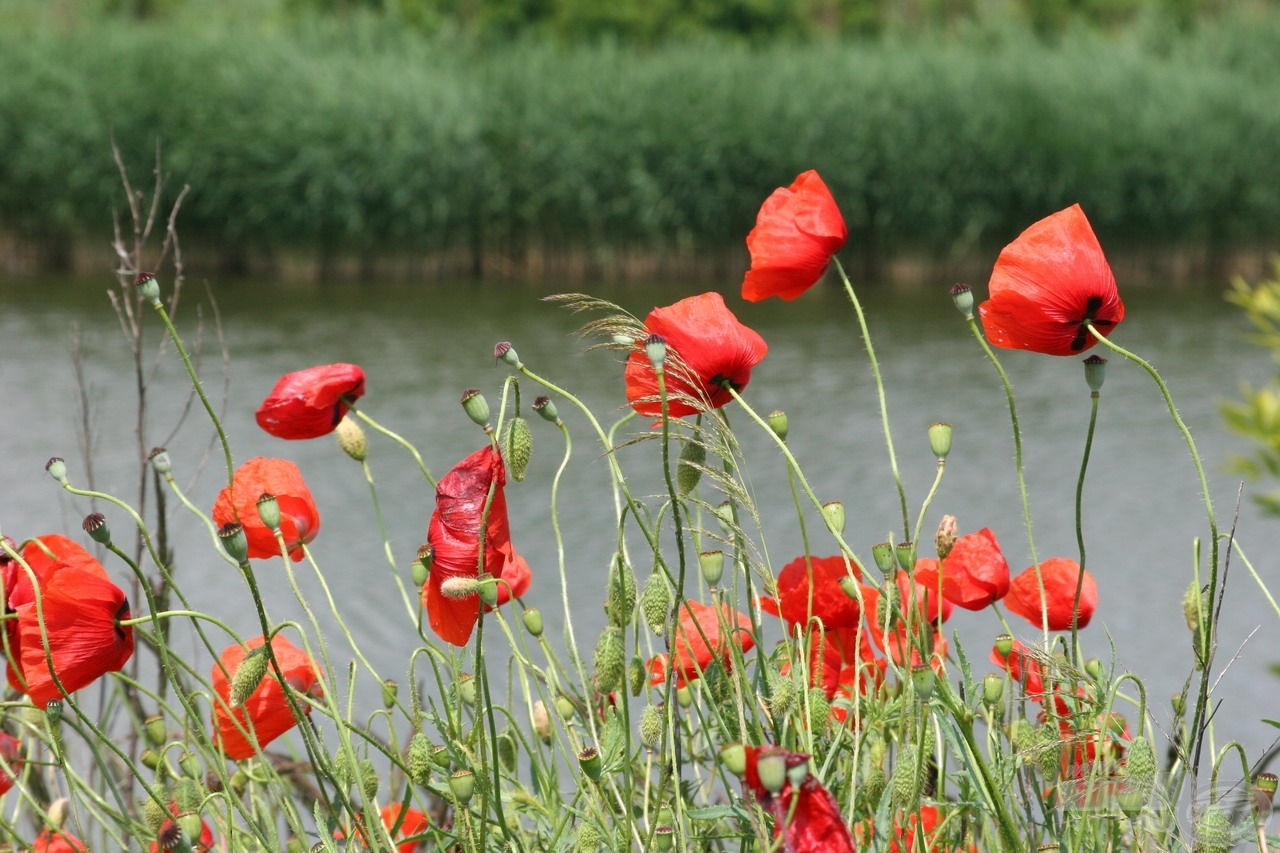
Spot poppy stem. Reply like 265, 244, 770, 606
1070, 391, 1101, 663
349, 408, 436, 487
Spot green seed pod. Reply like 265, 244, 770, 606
406, 733, 434, 788
1083, 354, 1108, 393
640, 572, 672, 636
698, 550, 724, 587
949, 283, 974, 318
554, 695, 575, 721
82, 512, 111, 545
217, 522, 249, 563
928, 422, 952, 459
756, 751, 788, 794
593, 626, 626, 696
229, 646, 269, 708
504, 415, 533, 482
821, 501, 846, 535
604, 555, 637, 628
766, 410, 789, 441
457, 674, 478, 707
460, 389, 490, 428
45, 456, 68, 484
449, 769, 476, 805
677, 438, 706, 496
872, 541, 896, 575
639, 705, 664, 750
578, 746, 602, 781
256, 493, 281, 531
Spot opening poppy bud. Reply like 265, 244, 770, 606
459, 388, 490, 428
949, 283, 974, 318
448, 769, 475, 805
928, 422, 952, 460
1084, 658, 1104, 681
522, 608, 544, 637
136, 271, 161, 304
641, 572, 672, 636
872, 541, 896, 575
994, 634, 1014, 658
440, 577, 479, 599
932, 517, 958, 562
639, 705, 663, 749
677, 439, 706, 496
143, 714, 166, 748
756, 751, 788, 794
627, 655, 645, 696
675, 685, 694, 707
982, 673, 1004, 708
910, 664, 936, 701
504, 415, 533, 482
592, 626, 626, 696
45, 456, 68, 484
895, 541, 915, 571
457, 673, 478, 707
256, 493, 281, 531
767, 409, 789, 441
493, 341, 521, 367
334, 415, 367, 461
532, 700, 553, 743
1083, 355, 1108, 393
381, 679, 398, 709
822, 501, 846, 535
578, 746, 602, 781
476, 574, 500, 607
218, 522, 249, 563
229, 646, 270, 708
644, 333, 667, 370
532, 396, 559, 424
699, 550, 724, 587
407, 733, 434, 787
149, 447, 172, 475
83, 512, 111, 545
554, 695, 575, 720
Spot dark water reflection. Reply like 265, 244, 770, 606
2, 274, 1279, 773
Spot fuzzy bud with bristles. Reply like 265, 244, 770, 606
641, 573, 672, 635
440, 577, 479, 599
935, 515, 957, 559
460, 389, 490, 428
83, 512, 111, 545
532, 396, 559, 423
949, 283, 974, 318
218, 522, 249, 563
503, 416, 533, 481
639, 705, 663, 749
628, 655, 646, 696
676, 438, 705, 495
1120, 735, 1156, 811
334, 415, 367, 461
593, 626, 626, 696
604, 556, 636, 628
407, 733, 434, 787
891, 744, 925, 809
493, 341, 521, 367
230, 646, 269, 708
358, 758, 378, 799
767, 410, 789, 441
1193, 806, 1232, 853
174, 777, 202, 813
142, 790, 169, 833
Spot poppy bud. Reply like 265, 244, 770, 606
639, 705, 663, 749
982, 673, 1004, 708
141, 789, 168, 833
334, 415, 367, 461
522, 608, 544, 637
756, 751, 788, 794
1084, 658, 1104, 681
675, 685, 693, 707
891, 744, 924, 809
136, 271, 161, 304
83, 512, 111, 545
532, 701, 553, 744
928, 422, 952, 460
872, 541, 896, 575
140, 748, 161, 770
45, 457, 68, 485
218, 522, 249, 563
381, 679, 398, 709
230, 646, 269, 708
895, 541, 914, 571
1121, 734, 1156, 810
1182, 581, 1207, 632
641, 573, 672, 636
627, 655, 646, 696
644, 334, 668, 370
459, 389, 490, 428
934, 514, 957, 559
767, 409, 789, 441
504, 415, 532, 482
1083, 355, 1107, 393
256, 493, 281, 531
495, 730, 517, 772
493, 341, 521, 367
994, 633, 1014, 658
457, 674, 478, 707
949, 283, 974, 318
178, 751, 201, 780
699, 550, 724, 587
358, 758, 378, 799
910, 664, 935, 701
604, 555, 636, 628
677, 439, 706, 496
1193, 806, 1232, 852
555, 695, 575, 720
876, 584, 901, 628
448, 769, 475, 805
578, 746, 602, 781
476, 574, 499, 607
592, 626, 626, 696
821, 501, 846, 535
143, 714, 166, 748
149, 447, 172, 475
47, 797, 69, 830
532, 396, 560, 424
406, 733, 434, 787
440, 577, 479, 599
770, 675, 797, 717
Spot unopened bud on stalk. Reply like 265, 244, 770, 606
641, 573, 672, 636
45, 457, 68, 485
981, 673, 1004, 708
457, 674, 478, 707
1084, 658, 1104, 681
910, 664, 935, 701
149, 447, 172, 475
639, 705, 663, 749
532, 701, 553, 743
334, 415, 367, 461
628, 655, 646, 696
838, 575, 859, 600
1083, 355, 1108, 393
143, 714, 166, 748
532, 396, 559, 423
493, 341, 521, 367
522, 608, 544, 637
578, 746, 602, 781
822, 502, 846, 535
256, 493, 281, 531
178, 751, 200, 780
476, 574, 499, 607
359, 758, 378, 799
593, 626, 626, 695
83, 512, 111, 545
460, 389, 490, 428
555, 695, 575, 720
767, 409, 789, 441
217, 523, 249, 563
448, 769, 475, 805
496, 731, 517, 772
928, 422, 952, 460
935, 515, 957, 559
440, 577, 479, 600
949, 283, 974, 318
755, 752, 788, 794
407, 733, 433, 787
140, 748, 161, 770
895, 541, 915, 571
675, 685, 693, 707
872, 541, 896, 575
1193, 805, 1232, 852
230, 646, 269, 708
504, 415, 533, 481
141, 789, 168, 833
677, 439, 705, 495
699, 550, 724, 587
644, 334, 668, 370
605, 555, 637, 627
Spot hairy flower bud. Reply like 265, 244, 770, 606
639, 705, 663, 749
504, 415, 533, 482
334, 415, 367, 461
677, 438, 706, 496
641, 573, 672, 635
407, 733, 434, 788
592, 626, 626, 696
229, 646, 269, 708
604, 555, 637, 628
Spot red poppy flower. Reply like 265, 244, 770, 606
861, 573, 951, 669
149, 800, 215, 853
739, 745, 855, 852
1005, 558, 1097, 631
990, 637, 1047, 699
255, 363, 366, 440
212, 457, 320, 561
646, 599, 755, 687
32, 830, 87, 853
423, 446, 529, 646
211, 634, 323, 761
340, 804, 431, 853
8, 537, 134, 706
0, 732, 21, 796
913, 528, 1010, 611
853, 804, 978, 853
978, 204, 1124, 356
759, 555, 861, 634
741, 170, 847, 302
624, 292, 768, 419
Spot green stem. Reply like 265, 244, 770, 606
1070, 391, 1100, 661
350, 406, 436, 486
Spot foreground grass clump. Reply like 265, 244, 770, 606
1, 167, 1277, 851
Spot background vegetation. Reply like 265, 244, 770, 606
3, 0, 1279, 279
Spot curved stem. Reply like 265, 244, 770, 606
1070, 391, 1100, 661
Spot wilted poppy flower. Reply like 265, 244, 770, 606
32, 830, 87, 853
624, 292, 768, 419
737, 745, 855, 852
255, 363, 366, 440
211, 634, 323, 761
978, 204, 1124, 356
424, 446, 530, 646
913, 528, 1010, 611
0, 732, 21, 795
1005, 558, 1097, 631
212, 458, 319, 561
7, 536, 134, 706
741, 170, 847, 302
647, 599, 755, 687
149, 800, 215, 853
760, 555, 861, 634
340, 804, 431, 852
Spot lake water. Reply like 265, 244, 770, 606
2, 273, 1279, 785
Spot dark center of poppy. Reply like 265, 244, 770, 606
1069, 296, 1115, 351
114, 598, 132, 640
710, 375, 744, 392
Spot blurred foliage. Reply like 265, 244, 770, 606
1222, 259, 1280, 515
